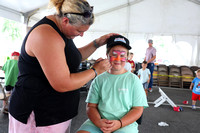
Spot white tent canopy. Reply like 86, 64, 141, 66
0, 0, 200, 66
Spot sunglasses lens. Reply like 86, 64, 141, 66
83, 12, 91, 18
83, 6, 93, 18
65, 6, 94, 18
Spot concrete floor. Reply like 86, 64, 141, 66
1, 86, 200, 133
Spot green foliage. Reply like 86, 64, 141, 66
2, 19, 22, 41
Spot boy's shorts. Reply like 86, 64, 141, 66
77, 119, 138, 133
192, 92, 200, 101
142, 82, 148, 90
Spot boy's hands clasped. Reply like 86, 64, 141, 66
99, 119, 121, 133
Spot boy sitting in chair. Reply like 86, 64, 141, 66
77, 35, 148, 133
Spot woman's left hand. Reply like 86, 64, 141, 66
95, 33, 119, 47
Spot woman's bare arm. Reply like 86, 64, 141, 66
25, 25, 110, 92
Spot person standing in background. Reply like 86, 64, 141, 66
189, 69, 200, 109
2, 51, 20, 113
144, 39, 156, 92
128, 52, 135, 73
138, 61, 151, 96
2, 52, 20, 94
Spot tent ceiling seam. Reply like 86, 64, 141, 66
127, 0, 131, 33
0, 5, 22, 16
95, 0, 144, 17
188, 0, 200, 5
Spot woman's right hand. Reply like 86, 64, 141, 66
92, 58, 111, 75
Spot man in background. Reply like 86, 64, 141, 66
144, 39, 156, 92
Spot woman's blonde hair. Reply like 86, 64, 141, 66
49, 0, 94, 26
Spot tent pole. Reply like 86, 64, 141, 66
127, 0, 130, 36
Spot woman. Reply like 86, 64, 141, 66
9, 0, 115, 132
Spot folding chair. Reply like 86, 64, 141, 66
154, 88, 177, 108
180, 66, 194, 88
169, 66, 181, 88
157, 65, 169, 87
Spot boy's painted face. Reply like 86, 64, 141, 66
109, 50, 126, 62
108, 45, 128, 72
196, 72, 200, 78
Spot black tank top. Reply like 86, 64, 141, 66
9, 17, 82, 126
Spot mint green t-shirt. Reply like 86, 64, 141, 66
86, 71, 148, 124
2, 59, 19, 86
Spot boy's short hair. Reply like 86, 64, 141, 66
142, 61, 147, 64
196, 69, 200, 73
129, 52, 133, 55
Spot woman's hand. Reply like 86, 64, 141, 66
95, 33, 119, 47
93, 58, 111, 75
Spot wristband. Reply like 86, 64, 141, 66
91, 67, 97, 78
119, 119, 122, 128
93, 40, 100, 48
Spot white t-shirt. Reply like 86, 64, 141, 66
124, 62, 132, 72
138, 68, 151, 83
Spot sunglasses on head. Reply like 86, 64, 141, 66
64, 6, 93, 18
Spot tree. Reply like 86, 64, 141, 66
2, 19, 22, 41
